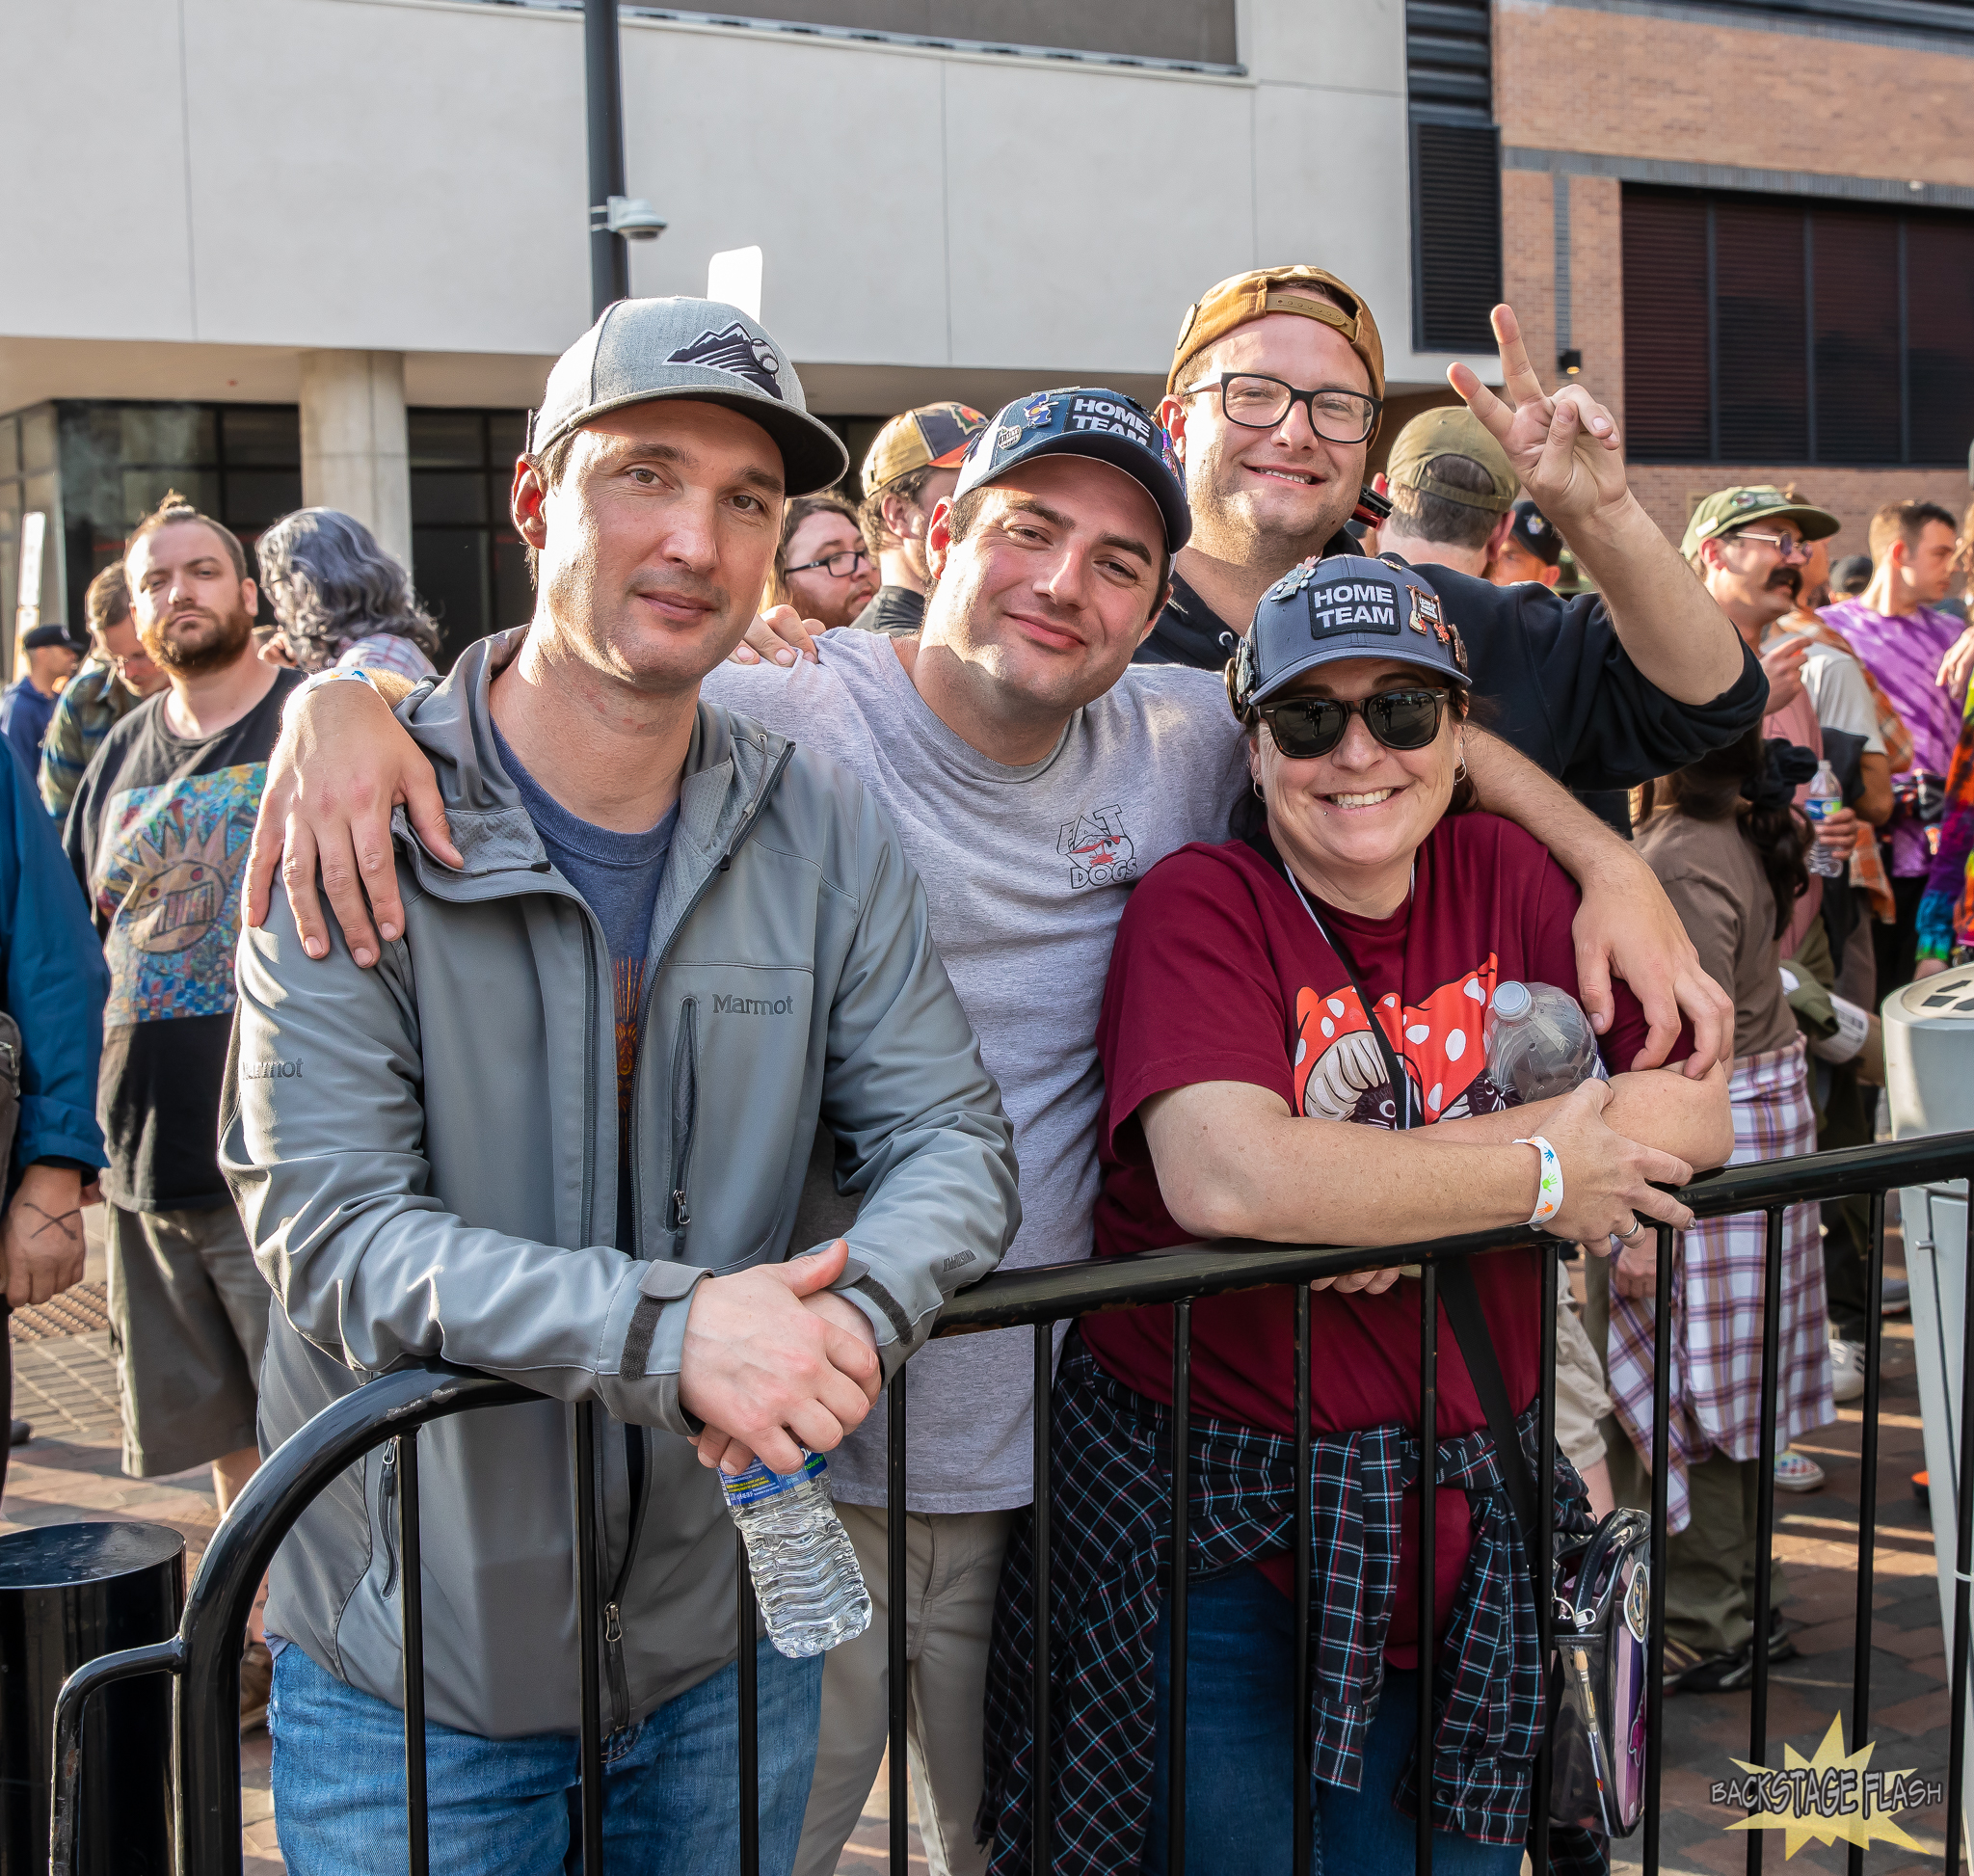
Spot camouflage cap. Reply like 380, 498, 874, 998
860, 402, 990, 500
1681, 485, 1841, 558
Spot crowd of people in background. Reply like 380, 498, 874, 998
2, 256, 1973, 1876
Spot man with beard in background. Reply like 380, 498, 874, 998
65, 491, 294, 1730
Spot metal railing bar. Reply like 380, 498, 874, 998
1846, 1189, 1887, 1876
1533, 1246, 1557, 1876
889, 1369, 909, 1876
1169, 1299, 1191, 1876
1642, 1221, 1673, 1876
1746, 1207, 1786, 1876
738, 1534, 760, 1876
1417, 1261, 1437, 1876
574, 1406, 605, 1874
49, 1637, 186, 1875
1945, 1164, 1974, 1876
175, 1364, 533, 1873
399, 1431, 430, 1876
931, 1132, 1974, 1337
1294, 1283, 1313, 1876
1032, 1324, 1054, 1876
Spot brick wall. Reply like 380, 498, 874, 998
1503, 169, 1557, 390
1495, 0, 1974, 185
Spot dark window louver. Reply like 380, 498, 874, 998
1622, 183, 1974, 468
1406, 0, 1501, 352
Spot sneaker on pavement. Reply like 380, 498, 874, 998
240, 1639, 273, 1733
1881, 1273, 1910, 1317
1829, 1339, 1866, 1404
1775, 1449, 1826, 1493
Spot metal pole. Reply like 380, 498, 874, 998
584, 0, 630, 318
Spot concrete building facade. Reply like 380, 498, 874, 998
2, 0, 1505, 664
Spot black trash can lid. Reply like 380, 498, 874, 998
0, 1522, 184, 1590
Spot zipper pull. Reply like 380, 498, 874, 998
672, 1190, 691, 1228
604, 1602, 623, 1644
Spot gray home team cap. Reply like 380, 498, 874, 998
954, 387, 1191, 550
527, 298, 849, 496
1230, 554, 1471, 710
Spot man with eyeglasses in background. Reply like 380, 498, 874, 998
1138, 266, 1767, 834
768, 494, 880, 631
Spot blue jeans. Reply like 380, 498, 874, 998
1143, 1566, 1524, 1876
269, 1639, 823, 1876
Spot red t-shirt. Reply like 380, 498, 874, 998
1083, 813, 1665, 1664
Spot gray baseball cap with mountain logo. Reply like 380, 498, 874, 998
527, 298, 849, 496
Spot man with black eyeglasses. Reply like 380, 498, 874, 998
1140, 266, 1768, 836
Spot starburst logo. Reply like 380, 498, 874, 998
1711, 1713, 1941, 1857
119, 812, 249, 955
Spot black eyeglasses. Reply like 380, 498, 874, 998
1257, 687, 1451, 759
786, 548, 871, 578
1182, 373, 1382, 445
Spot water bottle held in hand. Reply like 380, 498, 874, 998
1803, 761, 1845, 878
722, 1451, 872, 1658
1485, 980, 1611, 1102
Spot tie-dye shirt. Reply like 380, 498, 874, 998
492, 723, 676, 1247
64, 668, 302, 1210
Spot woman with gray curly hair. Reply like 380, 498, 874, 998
255, 508, 441, 682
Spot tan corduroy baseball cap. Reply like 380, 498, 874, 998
1385, 407, 1516, 514
1167, 266, 1386, 405
860, 403, 991, 500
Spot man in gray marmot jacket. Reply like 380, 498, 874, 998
221, 300, 1018, 1872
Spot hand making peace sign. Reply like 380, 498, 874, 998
1448, 305, 1627, 529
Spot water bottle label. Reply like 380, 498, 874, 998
1804, 796, 1834, 824
721, 1450, 828, 1509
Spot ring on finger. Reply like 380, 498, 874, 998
1614, 1217, 1645, 1243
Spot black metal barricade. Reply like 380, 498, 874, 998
47, 1131, 1974, 1875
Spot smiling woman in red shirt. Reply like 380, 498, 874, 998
980, 557, 1730, 1876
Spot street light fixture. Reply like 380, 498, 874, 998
584, 0, 665, 318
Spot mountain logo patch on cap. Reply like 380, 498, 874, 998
1308, 578, 1401, 638
666, 324, 784, 400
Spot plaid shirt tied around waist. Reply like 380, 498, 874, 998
979, 1337, 1601, 1876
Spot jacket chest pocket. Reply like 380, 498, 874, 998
647, 973, 817, 1272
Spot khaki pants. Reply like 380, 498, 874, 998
1606, 1431, 1783, 1657
793, 1503, 1012, 1876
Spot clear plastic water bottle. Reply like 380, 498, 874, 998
722, 1451, 872, 1658
1485, 980, 1611, 1102
1803, 761, 1845, 878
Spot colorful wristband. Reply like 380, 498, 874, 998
300, 665, 383, 698
1514, 1136, 1562, 1228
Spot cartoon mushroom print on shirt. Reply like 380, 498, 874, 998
1293, 958, 1515, 1129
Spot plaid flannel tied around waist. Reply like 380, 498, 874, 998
978, 1336, 1601, 1876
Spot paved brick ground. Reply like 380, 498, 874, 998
2, 1227, 1949, 1874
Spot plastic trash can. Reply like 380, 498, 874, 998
1884, 962, 1974, 1845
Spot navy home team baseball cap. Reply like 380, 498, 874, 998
527, 297, 849, 496
955, 388, 1192, 550
1230, 554, 1471, 710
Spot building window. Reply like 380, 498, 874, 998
1405, 0, 1502, 352
1622, 185, 1974, 467
408, 410, 535, 665
51, 401, 301, 628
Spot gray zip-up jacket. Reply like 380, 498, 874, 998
221, 630, 1019, 1738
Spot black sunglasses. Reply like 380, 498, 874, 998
1256, 687, 1451, 759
